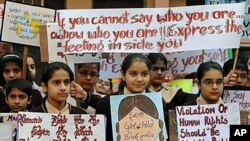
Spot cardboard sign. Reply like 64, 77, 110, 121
55, 3, 244, 53
167, 79, 193, 93
40, 23, 101, 63
206, 0, 250, 38
110, 93, 168, 141
223, 86, 250, 110
1, 1, 55, 46
0, 113, 18, 141
176, 103, 240, 141
99, 49, 231, 78
166, 49, 232, 74
17, 112, 105, 141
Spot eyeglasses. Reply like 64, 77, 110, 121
78, 71, 99, 78
202, 79, 224, 87
152, 66, 167, 72
236, 74, 248, 80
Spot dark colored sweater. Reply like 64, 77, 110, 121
30, 100, 87, 114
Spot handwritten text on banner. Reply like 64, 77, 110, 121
17, 113, 105, 141
55, 3, 245, 53
176, 103, 240, 141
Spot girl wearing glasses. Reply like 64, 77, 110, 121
147, 53, 198, 109
183, 61, 225, 105
96, 53, 168, 141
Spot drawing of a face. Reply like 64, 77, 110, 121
116, 95, 164, 141
117, 107, 159, 141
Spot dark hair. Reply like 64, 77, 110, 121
223, 58, 248, 75
147, 53, 168, 66
41, 61, 74, 85
196, 61, 224, 83
5, 78, 32, 97
116, 95, 164, 141
119, 53, 152, 91
78, 62, 100, 73
0, 53, 23, 86
121, 53, 152, 74
108, 79, 113, 90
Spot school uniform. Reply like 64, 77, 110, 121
182, 95, 224, 106
80, 92, 102, 114
149, 86, 199, 109
30, 100, 87, 114
0, 89, 8, 109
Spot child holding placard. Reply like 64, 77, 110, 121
30, 61, 86, 114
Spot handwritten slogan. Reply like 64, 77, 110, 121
17, 112, 105, 141
45, 23, 101, 63
176, 103, 240, 141
110, 93, 168, 141
54, 3, 245, 53
166, 49, 231, 74
223, 89, 250, 110
1, 1, 55, 46
99, 49, 230, 78
206, 0, 250, 38
0, 113, 18, 141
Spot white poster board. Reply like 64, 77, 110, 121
0, 113, 18, 141
99, 49, 231, 78
17, 112, 105, 141
223, 87, 250, 110
55, 3, 245, 53
1, 1, 55, 46
46, 23, 101, 63
176, 103, 240, 141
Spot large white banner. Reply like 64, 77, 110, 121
55, 3, 245, 53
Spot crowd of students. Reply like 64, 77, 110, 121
0, 52, 249, 141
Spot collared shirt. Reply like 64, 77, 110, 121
196, 95, 224, 105
45, 100, 69, 114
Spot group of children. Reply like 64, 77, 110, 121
0, 52, 248, 141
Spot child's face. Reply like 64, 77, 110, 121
43, 69, 71, 106
95, 79, 111, 95
198, 69, 224, 104
5, 88, 31, 113
77, 63, 99, 93
123, 61, 150, 93
3, 62, 22, 83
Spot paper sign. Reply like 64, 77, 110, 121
17, 112, 105, 141
99, 49, 231, 78
55, 3, 244, 53
0, 113, 18, 141
167, 79, 193, 93
110, 93, 168, 141
1, 1, 55, 46
166, 49, 232, 74
223, 86, 250, 110
45, 23, 102, 63
176, 103, 240, 141
206, 0, 250, 38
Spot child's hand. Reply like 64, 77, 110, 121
224, 71, 238, 86
70, 81, 87, 101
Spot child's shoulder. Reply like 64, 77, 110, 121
69, 104, 87, 114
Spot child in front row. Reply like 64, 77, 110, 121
30, 61, 86, 114
0, 78, 32, 113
